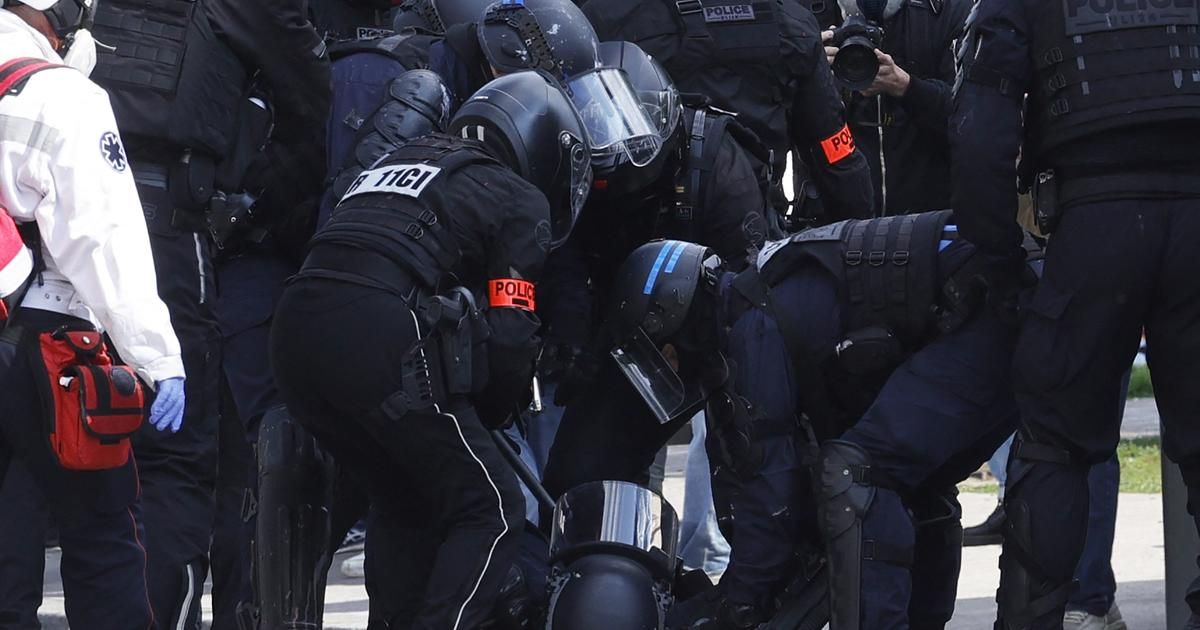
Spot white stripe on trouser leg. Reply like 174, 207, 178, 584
193, 233, 207, 304
407, 310, 509, 630
176, 563, 195, 630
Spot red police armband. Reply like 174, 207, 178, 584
819, 124, 857, 165
488, 279, 536, 311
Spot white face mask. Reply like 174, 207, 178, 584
61, 28, 97, 76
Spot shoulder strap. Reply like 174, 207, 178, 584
0, 58, 64, 101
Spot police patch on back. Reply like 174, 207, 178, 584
704, 4, 757, 22
1064, 0, 1199, 36
340, 163, 442, 203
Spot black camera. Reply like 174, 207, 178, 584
831, 14, 885, 91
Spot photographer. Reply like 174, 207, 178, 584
822, 0, 970, 216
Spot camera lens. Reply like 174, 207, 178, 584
832, 36, 880, 92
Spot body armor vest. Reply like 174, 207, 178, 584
584, 0, 789, 171
306, 134, 499, 292
91, 0, 246, 158
1027, 0, 1200, 161
657, 106, 774, 243
755, 209, 952, 347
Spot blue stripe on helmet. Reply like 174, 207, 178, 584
643, 242, 679, 294
664, 242, 687, 274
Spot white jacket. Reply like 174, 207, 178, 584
0, 10, 184, 384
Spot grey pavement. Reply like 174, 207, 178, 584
37, 399, 1170, 628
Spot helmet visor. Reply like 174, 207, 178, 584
610, 327, 704, 425
551, 130, 592, 249
566, 69, 663, 168
549, 480, 679, 575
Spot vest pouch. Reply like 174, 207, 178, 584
834, 326, 903, 376
31, 326, 145, 471
92, 0, 246, 157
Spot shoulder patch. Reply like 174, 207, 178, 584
340, 163, 443, 203
100, 132, 127, 173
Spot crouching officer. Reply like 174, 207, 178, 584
541, 40, 778, 502
950, 1, 1200, 627
605, 214, 1035, 628
269, 69, 591, 628
0, 1, 185, 625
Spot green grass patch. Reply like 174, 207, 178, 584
1128, 364, 1153, 399
1119, 436, 1161, 493
957, 437, 1162, 494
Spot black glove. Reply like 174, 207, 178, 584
550, 345, 600, 407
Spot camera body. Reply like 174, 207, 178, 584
830, 14, 885, 91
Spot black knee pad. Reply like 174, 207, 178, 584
816, 440, 877, 630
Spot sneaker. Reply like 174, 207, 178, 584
340, 552, 365, 579
962, 503, 1004, 547
1063, 604, 1127, 630
338, 522, 366, 554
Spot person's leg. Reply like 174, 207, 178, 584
679, 413, 731, 579
907, 486, 965, 630
211, 247, 295, 628
963, 434, 1014, 546
0, 460, 48, 628
992, 435, 1014, 493
135, 230, 221, 628
1065, 454, 1121, 619
832, 308, 1020, 630
999, 201, 1156, 630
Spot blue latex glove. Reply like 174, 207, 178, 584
149, 377, 186, 433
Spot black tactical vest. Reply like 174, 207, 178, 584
91, 0, 246, 158
1028, 0, 1200, 160
755, 209, 951, 347
583, 0, 791, 174
306, 135, 499, 291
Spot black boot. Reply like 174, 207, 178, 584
962, 503, 1004, 547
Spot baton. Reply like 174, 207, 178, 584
490, 429, 558, 514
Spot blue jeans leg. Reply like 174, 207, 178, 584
678, 413, 730, 578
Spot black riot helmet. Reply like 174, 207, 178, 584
478, 0, 664, 169
5, 0, 94, 43
392, 0, 494, 34
590, 40, 682, 194
450, 70, 592, 250
608, 240, 721, 425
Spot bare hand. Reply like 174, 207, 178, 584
822, 30, 838, 67
861, 49, 911, 98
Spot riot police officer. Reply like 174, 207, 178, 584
580, 0, 875, 222
950, 1, 1200, 628
269, 70, 591, 628
77, 0, 328, 625
539, 40, 777, 503
605, 217, 1036, 628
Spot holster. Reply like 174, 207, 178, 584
28, 325, 146, 471
1032, 170, 1060, 235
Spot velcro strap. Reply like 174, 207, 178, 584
1012, 441, 1072, 465
819, 124, 857, 165
487, 278, 535, 311
1005, 580, 1078, 630
863, 539, 914, 567
964, 65, 1023, 98
849, 463, 898, 491
1035, 30, 1199, 70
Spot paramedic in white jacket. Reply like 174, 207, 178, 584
0, 1, 185, 626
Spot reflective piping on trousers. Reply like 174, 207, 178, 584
408, 309, 509, 630
0, 114, 60, 154
193, 233, 207, 304
176, 564, 195, 630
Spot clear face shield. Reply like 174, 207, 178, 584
566, 69, 663, 169
550, 480, 680, 576
550, 129, 593, 249
610, 327, 707, 425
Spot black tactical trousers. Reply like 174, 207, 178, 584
270, 278, 525, 630
0, 309, 152, 630
133, 228, 222, 628
1000, 197, 1200, 629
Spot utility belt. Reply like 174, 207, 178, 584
134, 160, 267, 249
297, 245, 490, 421
3, 320, 147, 471
1027, 161, 1200, 234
